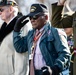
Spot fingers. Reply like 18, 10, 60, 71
46, 66, 52, 74
23, 20, 29, 25
19, 16, 29, 24
41, 66, 48, 72
41, 66, 52, 75
18, 16, 27, 22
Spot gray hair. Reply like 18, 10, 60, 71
12, 6, 18, 16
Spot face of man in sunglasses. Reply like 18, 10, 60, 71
30, 13, 48, 30
0, 6, 12, 22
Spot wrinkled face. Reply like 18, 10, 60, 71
0, 6, 11, 21
29, 13, 48, 30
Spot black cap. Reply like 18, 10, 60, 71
0, 0, 18, 6
27, 3, 48, 17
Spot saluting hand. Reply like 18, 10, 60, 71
14, 16, 29, 32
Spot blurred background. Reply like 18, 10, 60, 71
0, 0, 76, 25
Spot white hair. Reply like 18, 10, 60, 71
12, 6, 18, 16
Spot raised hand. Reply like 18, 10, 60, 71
14, 16, 29, 32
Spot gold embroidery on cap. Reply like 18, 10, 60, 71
30, 6, 36, 12
12, 2, 14, 6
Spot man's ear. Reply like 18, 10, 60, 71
45, 15, 48, 20
10, 6, 14, 13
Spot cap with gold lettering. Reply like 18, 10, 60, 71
0, 0, 18, 6
27, 3, 48, 17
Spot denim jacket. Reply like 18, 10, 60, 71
13, 22, 71, 74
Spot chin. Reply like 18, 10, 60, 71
32, 26, 36, 29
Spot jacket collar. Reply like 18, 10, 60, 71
0, 16, 19, 43
40, 22, 52, 41
28, 22, 52, 42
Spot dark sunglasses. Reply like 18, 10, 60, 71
29, 13, 44, 20
0, 8, 4, 12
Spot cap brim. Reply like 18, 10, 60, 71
27, 12, 42, 17
0, 3, 6, 6
0, 2, 18, 6
27, 13, 37, 17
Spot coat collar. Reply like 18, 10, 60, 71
40, 22, 52, 41
0, 15, 20, 43
28, 22, 52, 42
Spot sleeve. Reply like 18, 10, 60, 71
51, 28, 71, 72
51, 3, 73, 28
13, 31, 28, 53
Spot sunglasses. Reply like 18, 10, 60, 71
29, 13, 44, 20
0, 8, 4, 12
0, 6, 9, 12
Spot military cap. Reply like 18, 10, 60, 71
0, 0, 18, 6
27, 3, 48, 16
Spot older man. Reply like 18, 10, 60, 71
13, 3, 71, 75
0, 0, 29, 75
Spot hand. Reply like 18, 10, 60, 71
41, 66, 52, 75
14, 16, 29, 32
58, 0, 66, 5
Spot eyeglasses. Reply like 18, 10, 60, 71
29, 13, 44, 20
0, 6, 9, 12
0, 8, 4, 12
